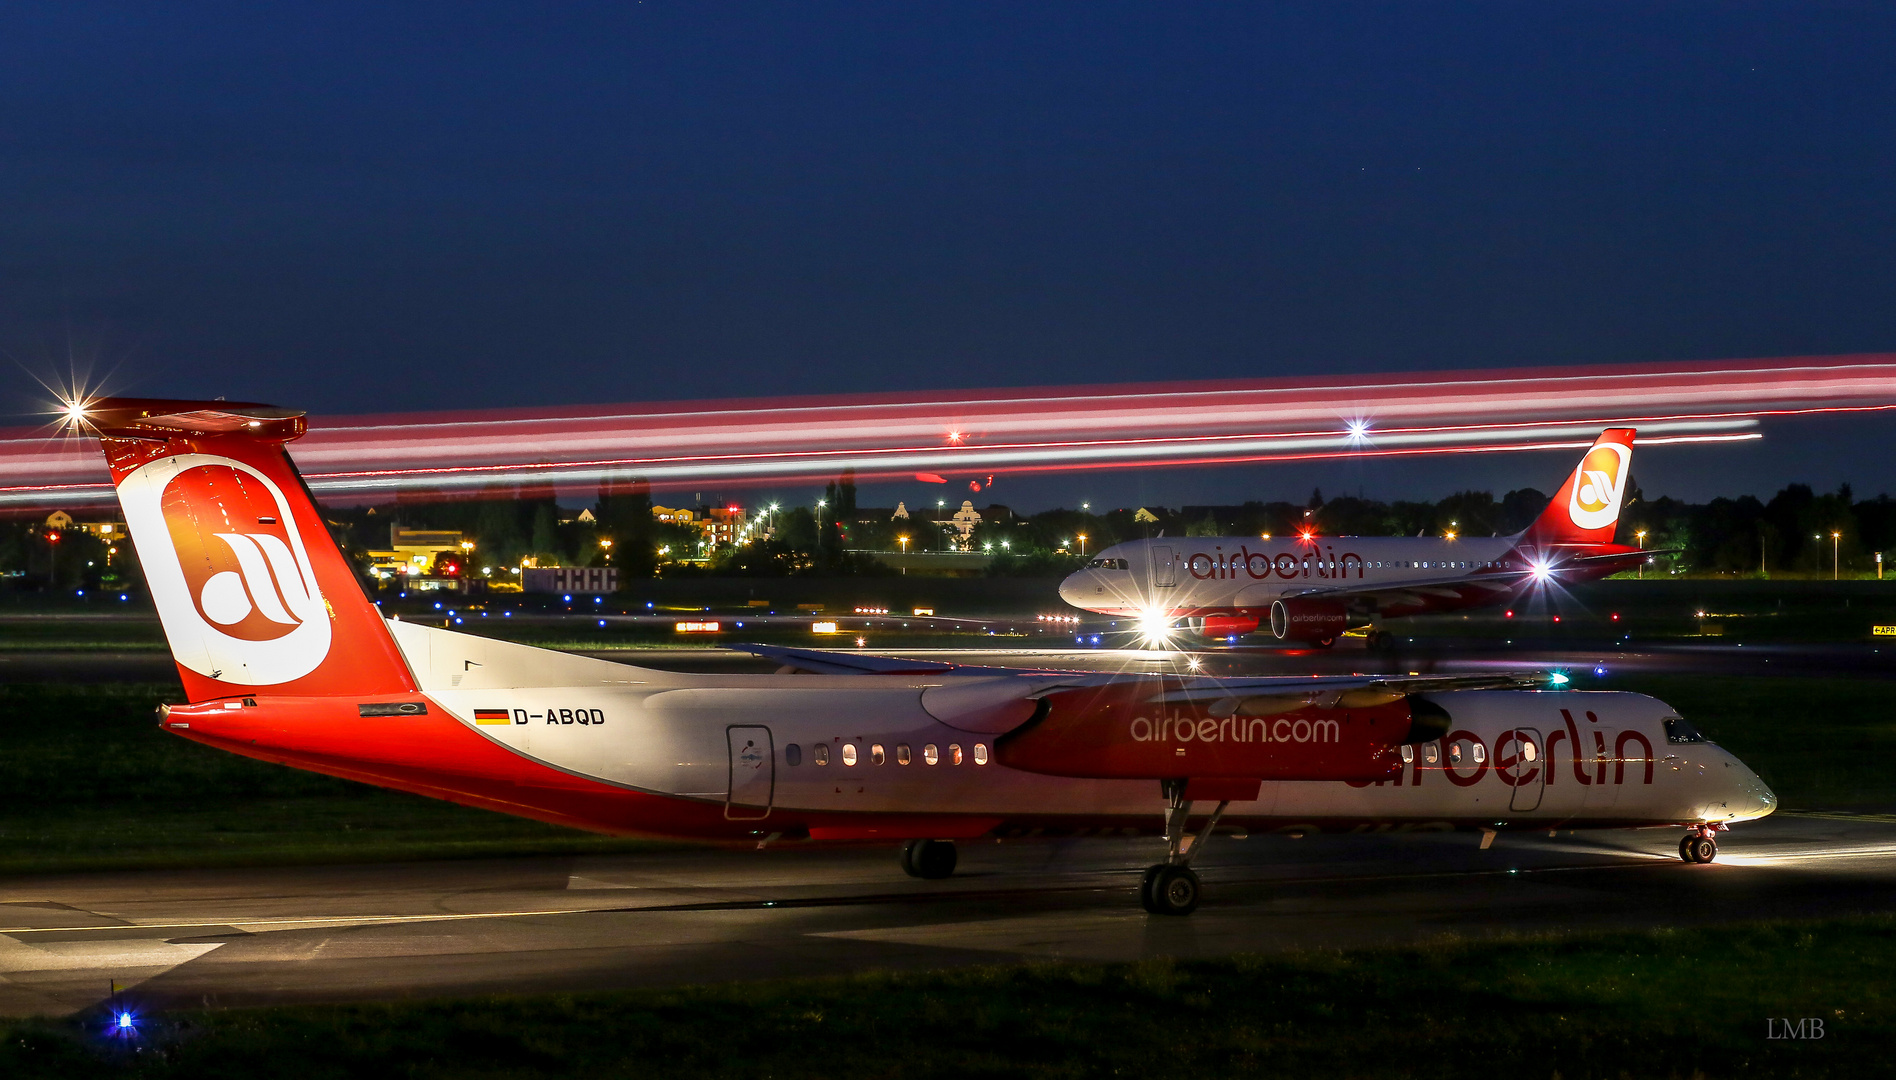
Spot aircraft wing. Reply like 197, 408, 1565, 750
729, 643, 960, 675
1152, 670, 1552, 709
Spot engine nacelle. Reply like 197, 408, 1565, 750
1189, 613, 1261, 638
1270, 598, 1351, 641
995, 681, 1449, 783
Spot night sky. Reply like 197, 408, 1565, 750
4, 3, 1894, 509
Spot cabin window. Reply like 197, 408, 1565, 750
1400, 745, 1414, 763
1448, 743, 1463, 764
896, 743, 912, 765
841, 743, 858, 766
785, 744, 802, 766
871, 743, 886, 766
923, 743, 940, 765
949, 744, 964, 765
813, 743, 830, 766
1472, 743, 1486, 764
1663, 716, 1706, 744
973, 743, 989, 765
1522, 740, 1538, 762
1424, 744, 1439, 764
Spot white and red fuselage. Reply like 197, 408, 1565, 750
82, 401, 1767, 867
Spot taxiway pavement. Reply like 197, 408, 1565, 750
3, 811, 1893, 1017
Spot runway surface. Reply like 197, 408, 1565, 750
3, 811, 1894, 1018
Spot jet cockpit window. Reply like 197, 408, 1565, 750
1663, 716, 1706, 744
1086, 558, 1130, 570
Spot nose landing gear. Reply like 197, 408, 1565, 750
1141, 780, 1231, 916
1678, 822, 1726, 863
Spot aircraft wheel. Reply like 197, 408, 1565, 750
1686, 836, 1718, 864
904, 838, 958, 879
1677, 835, 1694, 863
1144, 865, 1201, 916
1139, 864, 1166, 910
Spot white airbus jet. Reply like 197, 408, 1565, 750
1060, 429, 1657, 647
74, 400, 1771, 915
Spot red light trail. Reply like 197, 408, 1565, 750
3, 353, 1893, 507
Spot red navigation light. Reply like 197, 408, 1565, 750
45, 530, 60, 543
1553, 616, 1562, 623
1611, 612, 1620, 621
1505, 610, 1513, 618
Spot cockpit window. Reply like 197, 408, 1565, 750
1086, 558, 1130, 570
1663, 716, 1706, 744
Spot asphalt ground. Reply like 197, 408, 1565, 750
2, 811, 1892, 1018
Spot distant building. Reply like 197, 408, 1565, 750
699, 506, 744, 546
522, 566, 618, 594
42, 510, 128, 541
892, 501, 910, 520
654, 505, 697, 524
948, 501, 982, 551
367, 526, 466, 580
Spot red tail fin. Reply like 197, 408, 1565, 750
1519, 428, 1636, 548
84, 398, 415, 702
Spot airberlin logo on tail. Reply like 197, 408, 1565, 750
1567, 442, 1631, 531
119, 455, 332, 685
187, 530, 314, 641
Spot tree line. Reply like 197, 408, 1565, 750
4, 477, 1892, 594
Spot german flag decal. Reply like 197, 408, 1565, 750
473, 708, 513, 726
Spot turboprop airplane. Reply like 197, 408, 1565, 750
75, 399, 1773, 916
1059, 428, 1658, 648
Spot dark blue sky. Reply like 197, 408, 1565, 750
4, 3, 1894, 508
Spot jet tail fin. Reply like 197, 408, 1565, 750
1519, 428, 1636, 549
82, 398, 416, 702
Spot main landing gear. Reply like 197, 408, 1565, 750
1678, 823, 1726, 864
1141, 780, 1232, 916
901, 838, 958, 879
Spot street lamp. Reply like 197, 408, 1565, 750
897, 536, 909, 553
1833, 530, 1842, 580
1077, 533, 1088, 556
1635, 530, 1647, 578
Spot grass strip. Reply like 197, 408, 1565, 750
5, 915, 1892, 1078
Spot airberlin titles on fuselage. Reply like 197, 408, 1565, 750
1177, 541, 1400, 581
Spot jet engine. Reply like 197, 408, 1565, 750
1188, 613, 1261, 638
1269, 598, 1351, 641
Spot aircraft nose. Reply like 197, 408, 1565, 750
1724, 755, 1778, 822
1058, 571, 1086, 608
